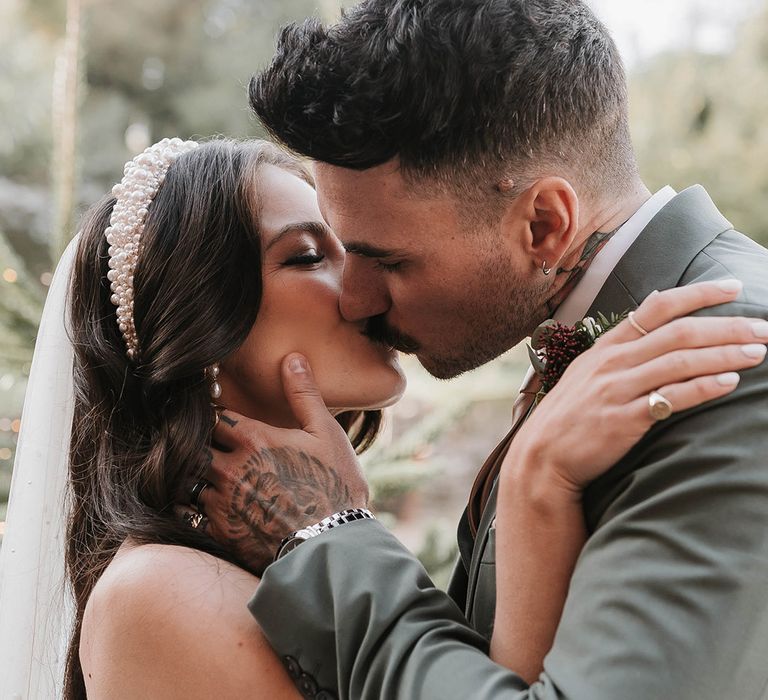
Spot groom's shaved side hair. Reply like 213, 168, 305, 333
250, 0, 637, 202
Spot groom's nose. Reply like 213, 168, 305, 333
340, 258, 391, 322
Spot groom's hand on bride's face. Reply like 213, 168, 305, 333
197, 354, 369, 576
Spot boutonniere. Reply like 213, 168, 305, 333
528, 310, 629, 401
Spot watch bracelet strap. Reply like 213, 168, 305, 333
275, 508, 375, 561
309, 508, 375, 535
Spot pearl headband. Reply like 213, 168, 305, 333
106, 137, 199, 360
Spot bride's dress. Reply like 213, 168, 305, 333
0, 237, 79, 698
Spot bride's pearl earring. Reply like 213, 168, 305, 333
208, 363, 222, 400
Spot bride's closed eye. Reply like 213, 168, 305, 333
283, 250, 326, 267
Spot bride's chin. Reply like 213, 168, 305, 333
327, 376, 408, 414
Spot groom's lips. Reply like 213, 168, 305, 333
362, 315, 421, 354
362, 331, 420, 355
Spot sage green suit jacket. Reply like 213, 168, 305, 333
249, 187, 768, 699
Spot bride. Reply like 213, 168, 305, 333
0, 137, 760, 699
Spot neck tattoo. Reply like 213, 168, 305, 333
545, 224, 624, 317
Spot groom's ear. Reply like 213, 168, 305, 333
513, 177, 579, 271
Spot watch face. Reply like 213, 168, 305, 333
276, 528, 315, 560
281, 537, 304, 555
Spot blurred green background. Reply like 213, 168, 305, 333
1, 0, 767, 584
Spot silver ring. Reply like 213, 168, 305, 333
648, 390, 673, 421
190, 480, 211, 512
628, 311, 649, 336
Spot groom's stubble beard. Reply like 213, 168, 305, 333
420, 259, 551, 380
367, 243, 550, 381
422, 228, 623, 378
426, 227, 624, 379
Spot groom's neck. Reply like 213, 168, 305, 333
578, 178, 652, 244
541, 178, 652, 318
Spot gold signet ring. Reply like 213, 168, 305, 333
648, 391, 673, 421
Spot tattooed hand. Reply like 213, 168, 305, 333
191, 354, 368, 576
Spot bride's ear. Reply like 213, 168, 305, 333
515, 177, 579, 273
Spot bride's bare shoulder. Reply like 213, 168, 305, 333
81, 542, 299, 699
87, 540, 259, 613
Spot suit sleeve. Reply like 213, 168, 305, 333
249, 519, 543, 699
249, 304, 768, 700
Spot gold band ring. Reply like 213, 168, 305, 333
648, 390, 673, 421
628, 311, 649, 337
211, 403, 224, 429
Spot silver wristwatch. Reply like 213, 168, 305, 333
274, 508, 375, 562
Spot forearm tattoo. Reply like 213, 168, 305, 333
225, 447, 351, 572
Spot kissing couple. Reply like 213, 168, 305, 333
2, 1, 768, 698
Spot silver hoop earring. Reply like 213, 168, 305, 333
208, 363, 222, 400
542, 261, 553, 276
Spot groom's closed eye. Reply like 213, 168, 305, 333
343, 241, 409, 272
343, 241, 401, 259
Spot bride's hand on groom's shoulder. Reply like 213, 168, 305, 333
506, 280, 768, 502
191, 354, 369, 576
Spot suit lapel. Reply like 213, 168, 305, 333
587, 185, 732, 318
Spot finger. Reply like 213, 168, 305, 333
212, 409, 258, 451
628, 343, 766, 398
281, 353, 333, 435
611, 316, 768, 367
628, 370, 742, 425
604, 279, 744, 344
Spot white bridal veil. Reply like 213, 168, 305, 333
0, 235, 80, 699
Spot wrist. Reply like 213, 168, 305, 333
504, 438, 583, 511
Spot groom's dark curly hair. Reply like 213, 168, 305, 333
250, 0, 637, 201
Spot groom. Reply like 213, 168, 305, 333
203, 1, 768, 697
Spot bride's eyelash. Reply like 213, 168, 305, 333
284, 252, 325, 266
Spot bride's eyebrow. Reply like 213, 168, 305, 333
266, 221, 332, 251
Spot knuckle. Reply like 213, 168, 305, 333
596, 345, 623, 372
667, 351, 691, 375
243, 433, 263, 453
736, 317, 753, 338
657, 286, 684, 306
292, 384, 319, 399
667, 320, 691, 346
693, 377, 714, 402
591, 375, 615, 402
639, 292, 663, 317
689, 283, 713, 305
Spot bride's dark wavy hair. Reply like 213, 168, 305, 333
63, 138, 381, 699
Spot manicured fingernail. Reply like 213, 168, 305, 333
717, 279, 743, 293
288, 355, 307, 373
649, 289, 660, 297
717, 372, 741, 387
752, 321, 768, 339
741, 344, 767, 359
